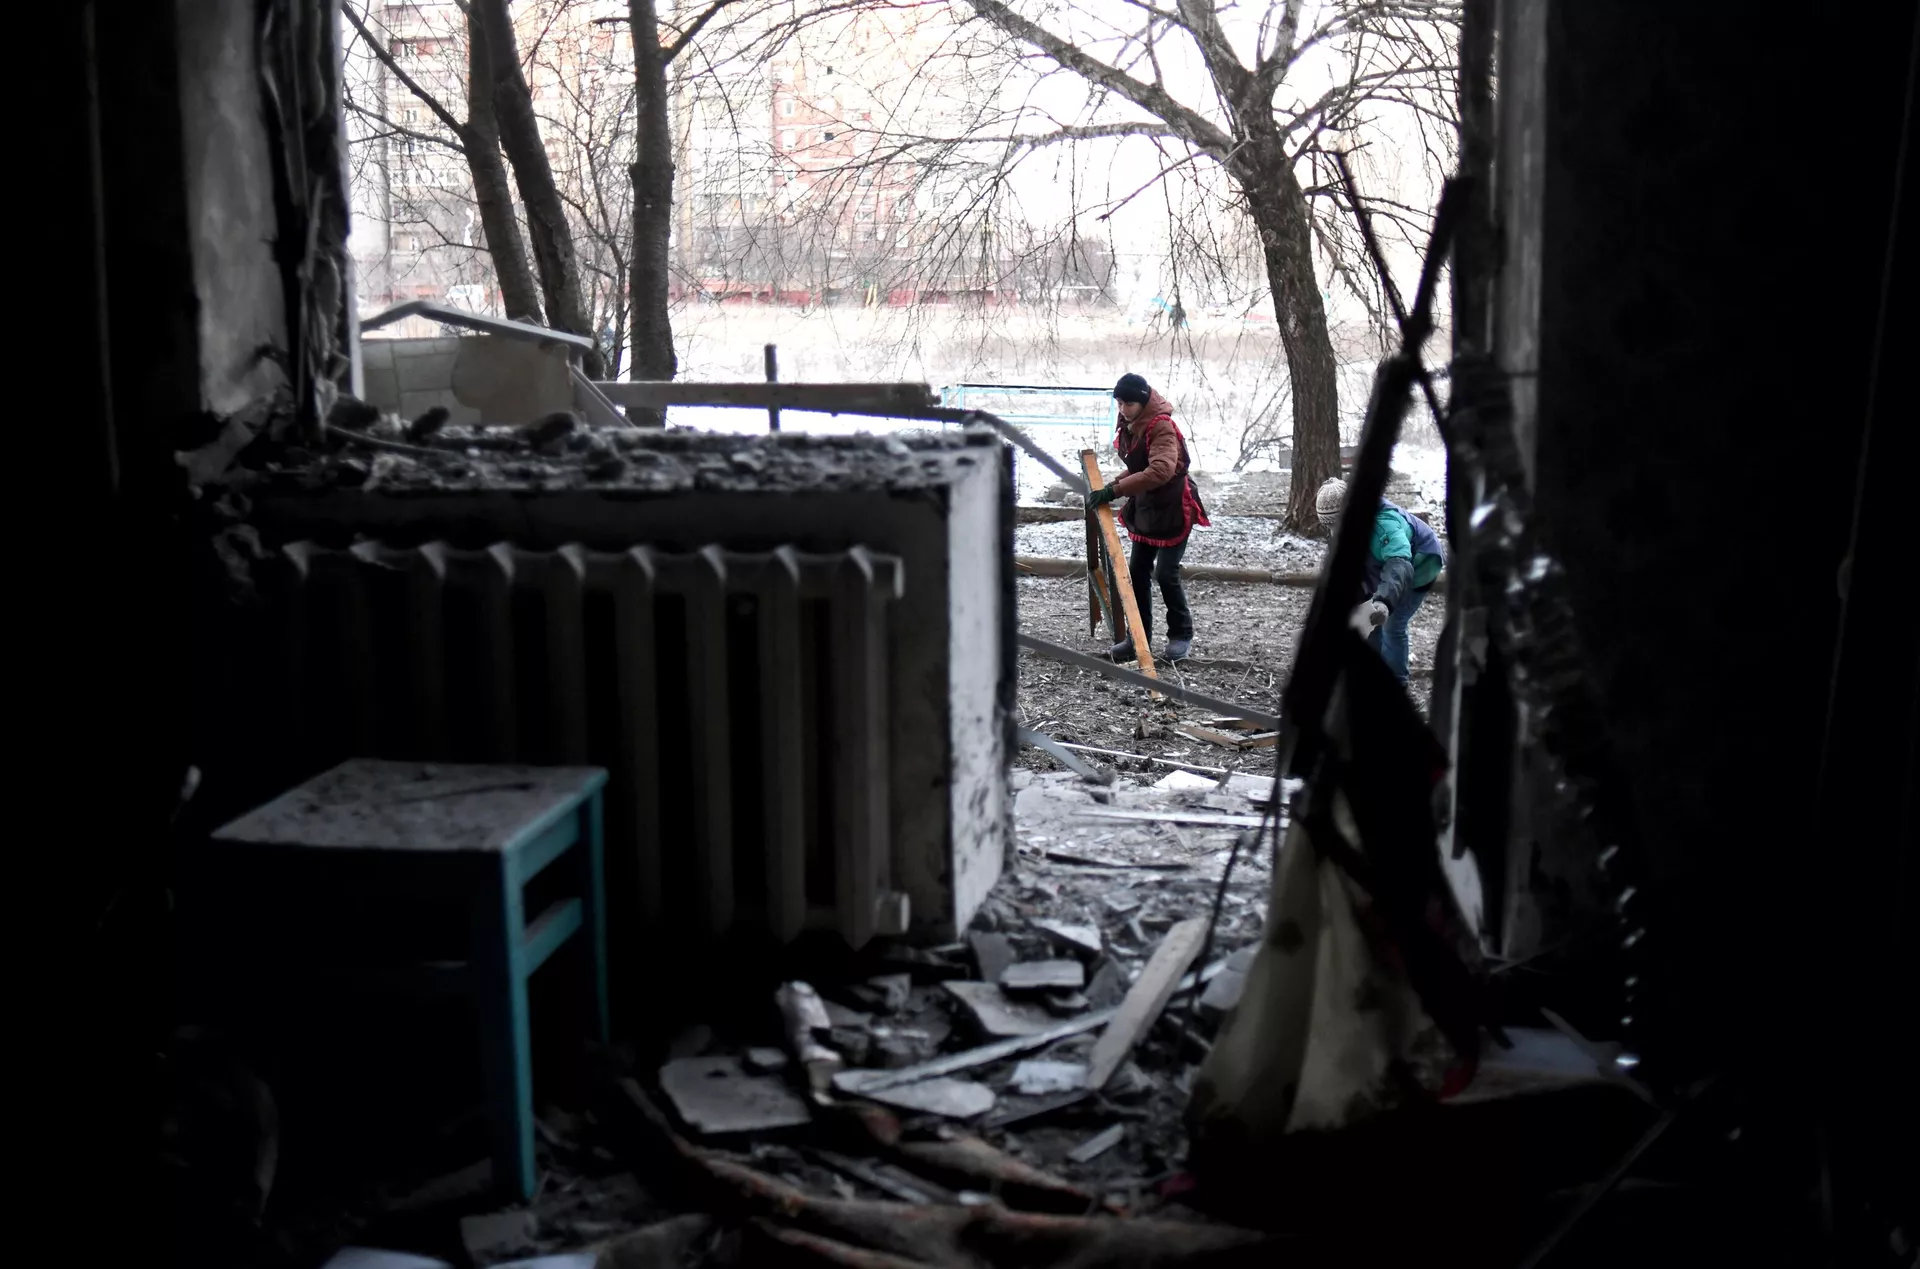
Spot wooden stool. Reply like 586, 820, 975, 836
211, 759, 610, 1199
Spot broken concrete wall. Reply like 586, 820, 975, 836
1486, 0, 1915, 1078
175, 0, 287, 417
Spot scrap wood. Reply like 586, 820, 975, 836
890, 1135, 1099, 1215
597, 1214, 719, 1269
697, 1148, 1269, 1269
860, 1077, 997, 1119
1174, 724, 1277, 751
1078, 808, 1265, 829
1086, 918, 1209, 1090
1080, 451, 1159, 687
1175, 724, 1257, 750
807, 1149, 956, 1205
834, 962, 1231, 1097
747, 1222, 936, 1269
1067, 1124, 1127, 1165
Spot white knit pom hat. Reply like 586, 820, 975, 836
1314, 478, 1348, 526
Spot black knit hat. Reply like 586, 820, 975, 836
1113, 373, 1151, 404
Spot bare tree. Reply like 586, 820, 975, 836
948, 0, 1458, 529
474, 0, 604, 375
467, 7, 544, 321
342, 1, 543, 322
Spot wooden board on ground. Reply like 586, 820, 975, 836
1080, 450, 1158, 685
1177, 722, 1282, 750
1085, 918, 1208, 1090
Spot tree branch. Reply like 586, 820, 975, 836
1173, 0, 1253, 108
342, 1, 471, 144
663, 0, 736, 65
965, 0, 1233, 155
344, 100, 466, 153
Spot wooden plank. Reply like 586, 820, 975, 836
1085, 918, 1209, 1090
1176, 723, 1256, 750
1080, 451, 1157, 684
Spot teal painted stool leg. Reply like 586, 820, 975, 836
578, 793, 610, 1041
472, 856, 537, 1200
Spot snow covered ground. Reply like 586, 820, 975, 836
654, 306, 1446, 505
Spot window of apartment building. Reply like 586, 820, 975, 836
781, 129, 797, 150
780, 98, 796, 117
822, 131, 836, 142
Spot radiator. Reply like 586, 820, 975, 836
277, 538, 910, 948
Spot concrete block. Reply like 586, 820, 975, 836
450, 334, 572, 424
358, 338, 396, 371
393, 342, 459, 394
361, 366, 400, 413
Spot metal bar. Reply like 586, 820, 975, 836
358, 299, 595, 355
832, 547, 892, 948
943, 382, 1110, 394
752, 549, 808, 943
682, 546, 735, 939
764, 344, 780, 432
1016, 632, 1282, 730
570, 366, 629, 430
593, 381, 937, 412
959, 410, 1087, 493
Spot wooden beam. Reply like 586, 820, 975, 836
1080, 451, 1157, 684
1084, 917, 1208, 1090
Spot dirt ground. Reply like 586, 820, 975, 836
1011, 513, 1445, 782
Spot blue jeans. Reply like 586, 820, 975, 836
1367, 585, 1429, 685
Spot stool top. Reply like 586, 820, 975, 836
213, 759, 608, 853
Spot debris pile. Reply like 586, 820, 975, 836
194, 397, 998, 497
594, 767, 1281, 1261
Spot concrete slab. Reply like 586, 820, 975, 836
657, 1055, 813, 1135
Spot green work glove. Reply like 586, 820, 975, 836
1084, 485, 1118, 510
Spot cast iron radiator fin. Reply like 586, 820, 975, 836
277, 539, 907, 948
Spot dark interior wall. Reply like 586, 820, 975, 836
1498, 0, 1917, 1221
29, 1, 310, 1256
176, 0, 290, 416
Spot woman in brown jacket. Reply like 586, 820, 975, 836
1085, 373, 1210, 661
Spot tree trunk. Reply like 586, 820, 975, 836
627, 0, 678, 426
1240, 151, 1342, 533
466, 9, 542, 324
474, 0, 604, 378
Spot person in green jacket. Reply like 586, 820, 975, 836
1315, 478, 1445, 686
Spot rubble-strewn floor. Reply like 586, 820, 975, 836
1012, 513, 1444, 781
